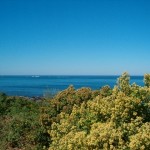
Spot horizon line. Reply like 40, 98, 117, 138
0, 74, 144, 76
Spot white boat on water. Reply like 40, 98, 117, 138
32, 75, 40, 78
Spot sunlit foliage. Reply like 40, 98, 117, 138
48, 73, 150, 150
144, 74, 150, 87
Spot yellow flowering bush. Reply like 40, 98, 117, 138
129, 122, 150, 149
144, 74, 150, 87
48, 73, 150, 150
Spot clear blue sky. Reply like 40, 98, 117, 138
0, 0, 150, 75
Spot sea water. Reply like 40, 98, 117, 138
0, 75, 144, 97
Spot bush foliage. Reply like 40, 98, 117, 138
0, 73, 150, 150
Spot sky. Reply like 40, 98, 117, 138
0, 0, 150, 75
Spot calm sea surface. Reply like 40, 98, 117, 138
0, 76, 144, 97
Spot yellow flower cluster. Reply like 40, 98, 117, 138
47, 73, 150, 149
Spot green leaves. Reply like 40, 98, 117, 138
117, 72, 130, 95
144, 74, 150, 87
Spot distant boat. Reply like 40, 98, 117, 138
32, 76, 40, 78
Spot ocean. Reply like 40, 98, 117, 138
0, 75, 144, 97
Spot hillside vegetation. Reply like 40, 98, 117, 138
0, 73, 150, 150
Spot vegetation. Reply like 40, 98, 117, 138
0, 94, 47, 150
0, 73, 150, 150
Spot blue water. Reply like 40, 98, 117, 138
0, 75, 144, 97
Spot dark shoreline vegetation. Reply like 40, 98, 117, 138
0, 73, 150, 150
